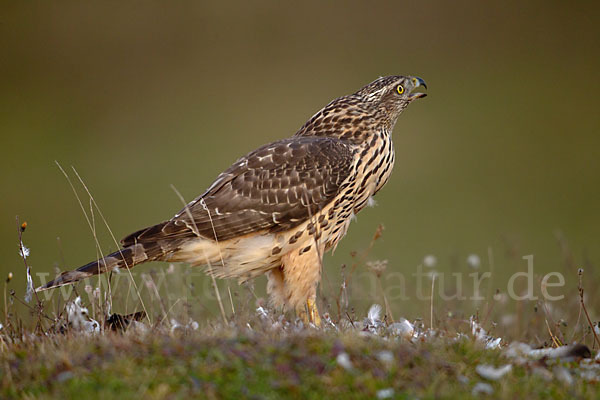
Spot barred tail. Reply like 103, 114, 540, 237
37, 243, 163, 291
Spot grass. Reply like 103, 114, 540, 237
1, 322, 597, 399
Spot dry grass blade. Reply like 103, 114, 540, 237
346, 224, 384, 289
170, 184, 228, 324
577, 268, 600, 349
55, 162, 150, 324
430, 273, 435, 330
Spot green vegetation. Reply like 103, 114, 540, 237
1, 321, 597, 399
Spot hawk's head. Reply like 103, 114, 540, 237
295, 75, 427, 141
356, 75, 427, 129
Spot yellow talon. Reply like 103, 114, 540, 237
307, 297, 321, 327
295, 298, 321, 327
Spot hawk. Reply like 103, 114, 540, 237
39, 75, 427, 326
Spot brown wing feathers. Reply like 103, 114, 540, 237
130, 137, 355, 243
39, 137, 354, 290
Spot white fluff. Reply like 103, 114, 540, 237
476, 364, 512, 381
336, 352, 353, 371
66, 297, 99, 334
376, 388, 394, 399
368, 304, 382, 325
24, 266, 34, 303
472, 382, 494, 396
388, 318, 416, 340
467, 254, 481, 269
423, 255, 437, 268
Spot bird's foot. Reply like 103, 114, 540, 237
296, 303, 309, 325
296, 298, 321, 327
307, 297, 321, 327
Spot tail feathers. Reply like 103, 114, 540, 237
37, 243, 163, 291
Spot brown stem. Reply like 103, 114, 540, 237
578, 268, 600, 349
16, 216, 44, 332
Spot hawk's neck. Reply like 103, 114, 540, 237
293, 95, 388, 144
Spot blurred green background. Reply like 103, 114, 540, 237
1, 1, 598, 319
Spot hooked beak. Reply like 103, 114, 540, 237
409, 77, 427, 100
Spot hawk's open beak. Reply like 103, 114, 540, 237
409, 77, 427, 99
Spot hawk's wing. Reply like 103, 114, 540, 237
122, 137, 355, 245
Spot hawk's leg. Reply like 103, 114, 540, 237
267, 265, 321, 326
307, 297, 322, 327
281, 244, 323, 327
266, 267, 286, 310
295, 302, 309, 324
294, 297, 321, 327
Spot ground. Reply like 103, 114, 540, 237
1, 307, 598, 399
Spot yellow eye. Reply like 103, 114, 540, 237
396, 85, 404, 95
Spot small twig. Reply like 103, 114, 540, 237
486, 246, 495, 300
545, 319, 562, 348
16, 217, 45, 332
540, 296, 565, 344
16, 218, 40, 306
482, 299, 495, 328
3, 272, 13, 328
157, 298, 183, 328
346, 224, 384, 287
345, 311, 356, 329
570, 299, 584, 343
430, 273, 436, 330
197, 197, 229, 324
367, 260, 394, 324
72, 166, 141, 320
171, 185, 229, 324
8, 291, 54, 322
336, 264, 348, 322
146, 271, 168, 320
56, 162, 150, 323
377, 276, 394, 323
578, 268, 600, 349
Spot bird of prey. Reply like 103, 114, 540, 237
39, 75, 427, 326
